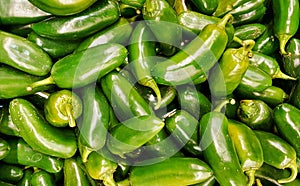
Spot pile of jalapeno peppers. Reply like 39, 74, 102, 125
1, 0, 300, 185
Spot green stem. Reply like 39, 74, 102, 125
117, 178, 130, 186
245, 169, 256, 186
233, 36, 244, 46
277, 161, 298, 184
64, 104, 76, 128
218, 13, 234, 28
272, 68, 297, 80
103, 174, 117, 186
26, 76, 55, 92
213, 98, 236, 112
278, 34, 291, 55
242, 39, 255, 56
81, 146, 93, 163
255, 179, 263, 186
173, 0, 188, 15
143, 79, 162, 110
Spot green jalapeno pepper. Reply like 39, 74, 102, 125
0, 0, 50, 25
114, 163, 130, 182
120, 2, 142, 18
16, 168, 33, 186
117, 157, 213, 186
9, 98, 77, 158
64, 157, 90, 186
0, 163, 24, 184
4, 23, 32, 37
283, 38, 300, 78
44, 89, 82, 128
0, 30, 52, 76
272, 0, 299, 54
75, 18, 133, 53
189, 0, 219, 15
0, 138, 10, 160
165, 109, 202, 156
249, 51, 296, 80
107, 115, 164, 157
254, 130, 298, 184
77, 85, 110, 162
236, 65, 273, 93
199, 100, 248, 186
0, 65, 52, 99
209, 39, 255, 98
101, 70, 155, 122
30, 170, 55, 186
273, 103, 300, 157
228, 119, 264, 186
128, 22, 162, 109
151, 13, 233, 86
28, 0, 97, 16
27, 43, 127, 91
143, 0, 182, 56
85, 151, 118, 186
27, 31, 81, 59
237, 99, 273, 131
121, 0, 145, 9
31, 0, 120, 40
0, 103, 20, 136
213, 0, 249, 17
290, 80, 300, 109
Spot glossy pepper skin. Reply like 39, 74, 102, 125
63, 157, 90, 186
237, 99, 273, 131
143, 0, 182, 56
290, 80, 300, 109
254, 130, 298, 184
0, 138, 10, 160
27, 43, 128, 90
9, 98, 77, 158
151, 14, 233, 86
208, 39, 254, 98
128, 22, 162, 109
117, 157, 213, 186
0, 0, 50, 25
273, 103, 300, 157
107, 115, 164, 157
16, 168, 33, 186
0, 104, 20, 136
30, 170, 55, 186
213, 0, 250, 17
228, 119, 264, 186
190, 0, 219, 15
199, 111, 248, 186
283, 38, 300, 78
0, 30, 52, 76
272, 0, 299, 54
2, 138, 63, 173
31, 0, 120, 40
101, 70, 155, 122
44, 90, 82, 128
77, 85, 110, 162
0, 163, 24, 184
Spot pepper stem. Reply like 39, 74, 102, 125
245, 169, 256, 186
278, 34, 291, 55
218, 13, 234, 28
64, 104, 76, 128
277, 160, 298, 184
116, 178, 130, 186
26, 76, 55, 92
233, 36, 244, 46
242, 40, 255, 56
173, 0, 188, 15
255, 179, 263, 186
143, 79, 162, 110
103, 174, 117, 186
213, 98, 236, 112
272, 68, 297, 80
81, 146, 93, 163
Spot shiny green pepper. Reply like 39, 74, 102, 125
0, 138, 10, 160
30, 170, 55, 186
64, 157, 90, 186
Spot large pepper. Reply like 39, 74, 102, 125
30, 170, 55, 186
63, 157, 90, 186
16, 168, 33, 186
151, 13, 233, 86
283, 38, 300, 78
0, 103, 20, 136
0, 163, 24, 184
189, 0, 219, 15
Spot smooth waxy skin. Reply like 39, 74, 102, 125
9, 98, 77, 158
0, 138, 10, 160
283, 38, 300, 78
64, 157, 90, 186
30, 170, 55, 186
0, 163, 24, 184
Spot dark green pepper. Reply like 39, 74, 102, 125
228, 119, 264, 186
75, 18, 133, 53
30, 170, 55, 186
151, 13, 233, 85
0, 103, 20, 136
283, 38, 300, 78
27, 43, 127, 90
2, 137, 64, 173
44, 89, 82, 128
64, 157, 90, 186
237, 99, 273, 131
272, 0, 299, 54
290, 80, 300, 109
213, 0, 249, 17
0, 0, 50, 25
16, 168, 33, 186
128, 22, 162, 109
107, 115, 164, 157
101, 70, 155, 122
3, 24, 32, 37
0, 65, 52, 99
9, 98, 77, 158
249, 51, 296, 80
31, 0, 120, 40
0, 163, 24, 184
28, 0, 97, 16
189, 0, 219, 15
254, 130, 298, 184
117, 157, 213, 186
165, 109, 202, 156
0, 138, 10, 160
208, 39, 255, 98
273, 103, 300, 157
0, 30, 52, 76
77, 85, 110, 162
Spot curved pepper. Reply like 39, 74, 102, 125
44, 90, 82, 128
290, 80, 300, 109
190, 0, 219, 15
26, 43, 127, 90
0, 138, 10, 160
0, 163, 24, 184
0, 104, 20, 136
272, 0, 299, 54
228, 119, 264, 186
64, 157, 90, 186
254, 130, 298, 184
151, 13, 233, 86
30, 170, 55, 186
16, 168, 33, 186
283, 38, 300, 78
213, 0, 249, 17
9, 98, 77, 158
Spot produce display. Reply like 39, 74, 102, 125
1, 0, 300, 185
